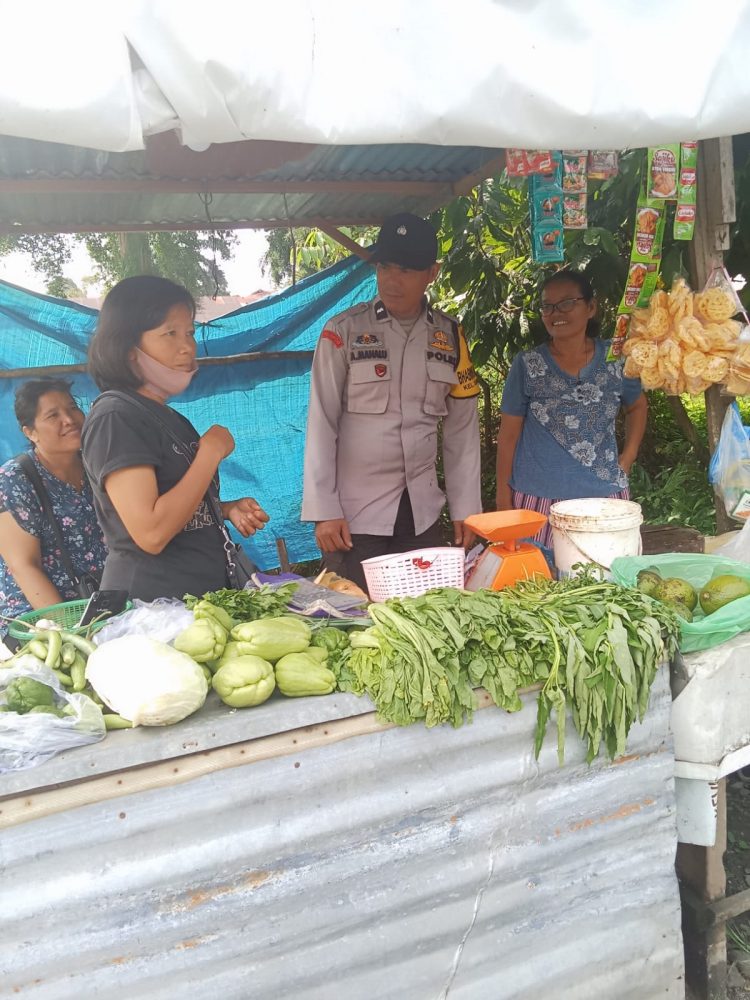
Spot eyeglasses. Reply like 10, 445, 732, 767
540, 296, 585, 316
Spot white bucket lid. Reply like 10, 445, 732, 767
548, 497, 643, 532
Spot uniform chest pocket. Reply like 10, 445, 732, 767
424, 361, 458, 416
346, 363, 391, 414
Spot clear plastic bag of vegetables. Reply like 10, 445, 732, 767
0, 660, 105, 772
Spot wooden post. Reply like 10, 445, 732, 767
677, 781, 728, 999
687, 137, 737, 534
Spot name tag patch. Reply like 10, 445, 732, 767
351, 348, 388, 361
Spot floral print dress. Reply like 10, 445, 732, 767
501, 339, 643, 548
0, 451, 107, 627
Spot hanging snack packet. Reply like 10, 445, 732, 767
587, 151, 619, 180
724, 325, 750, 397
647, 145, 680, 199
530, 153, 563, 223
624, 262, 659, 309
506, 149, 554, 177
531, 191, 562, 223
561, 150, 588, 193
633, 195, 666, 260
607, 311, 632, 360
695, 265, 743, 321
532, 222, 565, 263
563, 193, 587, 229
674, 141, 698, 241
680, 141, 698, 169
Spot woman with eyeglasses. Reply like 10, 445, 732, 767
495, 271, 647, 549
0, 379, 107, 633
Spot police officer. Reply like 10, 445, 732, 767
301, 212, 481, 591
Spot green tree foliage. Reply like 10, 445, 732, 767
0, 233, 72, 289
262, 226, 377, 285
0, 230, 238, 299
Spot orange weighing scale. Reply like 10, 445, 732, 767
463, 510, 552, 591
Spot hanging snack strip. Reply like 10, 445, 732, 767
562, 150, 588, 230
505, 149, 554, 177
608, 143, 696, 359
674, 141, 698, 241
530, 152, 565, 262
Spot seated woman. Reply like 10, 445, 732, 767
496, 270, 648, 549
82, 275, 269, 601
0, 378, 107, 625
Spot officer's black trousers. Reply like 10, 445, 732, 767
323, 490, 443, 594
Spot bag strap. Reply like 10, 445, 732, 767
101, 391, 240, 571
16, 452, 85, 590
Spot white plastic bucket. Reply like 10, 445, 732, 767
548, 498, 643, 576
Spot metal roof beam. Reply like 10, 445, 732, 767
0, 178, 452, 196
0, 217, 387, 235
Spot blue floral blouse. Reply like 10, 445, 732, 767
0, 451, 107, 627
500, 339, 644, 500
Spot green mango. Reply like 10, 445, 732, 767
699, 574, 750, 615
654, 577, 697, 611
636, 568, 662, 598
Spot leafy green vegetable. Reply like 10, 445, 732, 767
184, 583, 298, 622
344, 569, 680, 763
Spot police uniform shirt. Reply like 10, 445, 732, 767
301, 298, 481, 536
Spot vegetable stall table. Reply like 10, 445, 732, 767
0, 670, 685, 999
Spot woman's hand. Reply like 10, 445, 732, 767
199, 424, 235, 461
222, 498, 269, 537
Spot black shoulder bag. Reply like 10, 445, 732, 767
16, 452, 100, 599
101, 391, 257, 589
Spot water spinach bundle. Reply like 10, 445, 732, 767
345, 571, 680, 763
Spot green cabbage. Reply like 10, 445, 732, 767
85, 636, 208, 727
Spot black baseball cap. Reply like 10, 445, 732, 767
370, 212, 438, 270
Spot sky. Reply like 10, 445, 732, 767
0, 229, 271, 297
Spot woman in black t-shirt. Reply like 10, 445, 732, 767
82, 276, 268, 601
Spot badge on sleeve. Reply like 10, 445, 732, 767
449, 328, 481, 398
321, 328, 343, 349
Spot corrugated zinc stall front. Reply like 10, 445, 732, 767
0, 671, 684, 999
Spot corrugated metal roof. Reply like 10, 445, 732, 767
0, 134, 504, 233
0, 672, 684, 998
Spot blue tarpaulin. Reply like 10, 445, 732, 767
0, 257, 377, 569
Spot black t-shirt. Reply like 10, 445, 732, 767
81, 391, 227, 601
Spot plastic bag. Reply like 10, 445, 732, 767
708, 403, 750, 522
93, 598, 194, 646
713, 517, 750, 563
611, 552, 750, 653
723, 323, 750, 397
0, 660, 105, 772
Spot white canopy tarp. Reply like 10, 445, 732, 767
3, 0, 750, 153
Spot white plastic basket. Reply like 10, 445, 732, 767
361, 547, 465, 601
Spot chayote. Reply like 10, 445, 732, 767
212, 655, 275, 708
229, 616, 311, 662
274, 652, 336, 697
174, 619, 228, 664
